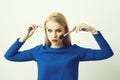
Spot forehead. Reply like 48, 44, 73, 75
46, 21, 64, 29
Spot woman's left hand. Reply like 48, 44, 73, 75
74, 23, 98, 34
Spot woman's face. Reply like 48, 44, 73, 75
46, 21, 65, 46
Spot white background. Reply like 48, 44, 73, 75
0, 0, 120, 80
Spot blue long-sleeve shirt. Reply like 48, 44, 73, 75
4, 31, 114, 80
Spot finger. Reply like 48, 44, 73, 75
80, 27, 87, 31
79, 23, 88, 31
76, 24, 84, 31
31, 24, 38, 29
75, 26, 80, 32
28, 27, 33, 32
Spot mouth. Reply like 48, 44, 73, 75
52, 39, 58, 42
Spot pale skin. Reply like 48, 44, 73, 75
19, 22, 98, 48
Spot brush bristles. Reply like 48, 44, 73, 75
59, 35, 65, 39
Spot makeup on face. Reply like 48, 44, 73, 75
38, 25, 67, 39
46, 22, 65, 44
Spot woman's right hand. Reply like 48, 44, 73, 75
19, 24, 38, 42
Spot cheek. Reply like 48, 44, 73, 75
58, 33, 63, 37
61, 31, 65, 35
47, 33, 51, 38
46, 32, 51, 39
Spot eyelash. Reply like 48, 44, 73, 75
47, 29, 62, 33
47, 29, 52, 32
56, 29, 62, 32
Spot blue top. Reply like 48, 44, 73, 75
4, 31, 114, 80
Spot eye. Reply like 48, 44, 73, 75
47, 29, 52, 33
56, 29, 62, 32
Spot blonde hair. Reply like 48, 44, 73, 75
44, 12, 71, 46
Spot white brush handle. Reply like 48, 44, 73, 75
63, 27, 75, 37
38, 26, 44, 28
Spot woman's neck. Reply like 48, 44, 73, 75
50, 44, 64, 48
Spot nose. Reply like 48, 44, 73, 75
52, 31, 57, 38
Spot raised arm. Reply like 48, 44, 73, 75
74, 23, 114, 61
4, 24, 39, 61
19, 24, 38, 42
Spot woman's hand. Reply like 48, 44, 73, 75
74, 23, 98, 34
19, 24, 38, 42
26, 24, 38, 37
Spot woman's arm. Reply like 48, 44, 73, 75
79, 31, 114, 61
19, 24, 38, 42
74, 23, 114, 61
4, 24, 39, 61
4, 38, 40, 62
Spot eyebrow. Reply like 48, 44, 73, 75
46, 27, 62, 30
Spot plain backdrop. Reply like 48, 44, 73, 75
0, 0, 120, 80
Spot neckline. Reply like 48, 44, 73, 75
44, 44, 76, 52
46, 45, 70, 50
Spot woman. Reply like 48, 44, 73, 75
4, 12, 114, 80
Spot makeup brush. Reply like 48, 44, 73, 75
59, 28, 86, 39
60, 28, 75, 39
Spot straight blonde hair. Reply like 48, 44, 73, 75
44, 12, 71, 46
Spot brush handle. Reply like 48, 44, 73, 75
38, 26, 47, 29
38, 26, 44, 28
63, 28, 75, 37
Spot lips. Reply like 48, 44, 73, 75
52, 39, 58, 42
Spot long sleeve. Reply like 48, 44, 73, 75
76, 31, 114, 61
4, 38, 40, 62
